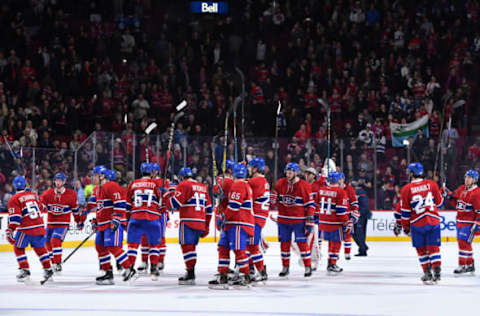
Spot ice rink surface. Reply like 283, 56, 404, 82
0, 242, 479, 316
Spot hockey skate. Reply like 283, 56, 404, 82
40, 268, 54, 285
278, 266, 289, 278
421, 267, 433, 285
16, 268, 30, 283
304, 266, 313, 278
158, 262, 165, 271
454, 264, 475, 276
116, 262, 124, 274
432, 266, 441, 283
208, 273, 229, 290
229, 273, 251, 289
137, 261, 148, 274
150, 264, 160, 281
122, 266, 138, 283
345, 253, 351, 261
53, 263, 62, 273
327, 263, 343, 274
96, 269, 114, 285
178, 269, 195, 285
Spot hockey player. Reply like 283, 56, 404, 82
209, 163, 255, 288
315, 171, 349, 273
40, 173, 79, 272
86, 165, 136, 285
153, 162, 172, 272
302, 167, 321, 270
400, 162, 444, 284
125, 163, 164, 280
164, 167, 212, 285
271, 162, 315, 278
447, 170, 480, 274
246, 157, 270, 281
339, 172, 359, 260
7, 176, 53, 283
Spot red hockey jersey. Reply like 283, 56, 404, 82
126, 178, 163, 221
40, 188, 79, 228
224, 179, 255, 236
400, 179, 444, 229
248, 175, 270, 227
8, 191, 46, 235
214, 175, 234, 213
271, 178, 315, 224
88, 181, 127, 231
310, 177, 326, 217
451, 185, 480, 228
165, 179, 213, 230
315, 184, 349, 231
343, 183, 360, 222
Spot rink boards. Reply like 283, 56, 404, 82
0, 210, 477, 251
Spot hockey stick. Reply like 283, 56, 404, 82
233, 96, 241, 162
318, 98, 331, 175
433, 98, 449, 181
221, 108, 230, 189
62, 230, 96, 264
441, 116, 452, 189
273, 101, 282, 185
467, 224, 478, 243
161, 100, 187, 191
144, 122, 157, 163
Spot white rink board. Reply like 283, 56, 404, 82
0, 210, 459, 247
0, 242, 479, 316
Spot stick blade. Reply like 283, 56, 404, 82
145, 122, 158, 135
176, 100, 187, 112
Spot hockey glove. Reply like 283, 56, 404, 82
6, 228, 15, 245
305, 215, 315, 235
441, 187, 453, 200
90, 218, 98, 231
344, 220, 354, 235
111, 218, 121, 232
403, 225, 411, 236
393, 222, 402, 236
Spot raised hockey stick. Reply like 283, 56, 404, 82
273, 101, 282, 185
161, 100, 187, 191
317, 98, 331, 175
433, 98, 449, 182
233, 96, 241, 163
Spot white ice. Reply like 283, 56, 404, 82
0, 242, 479, 316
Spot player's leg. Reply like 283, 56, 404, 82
146, 218, 163, 279
231, 226, 251, 286
294, 223, 312, 277
209, 229, 230, 288
411, 225, 432, 283
126, 219, 142, 266
246, 224, 266, 280
50, 227, 68, 272
13, 232, 30, 282
455, 225, 475, 274
343, 231, 352, 260
158, 213, 168, 269
426, 225, 441, 282
178, 222, 201, 285
139, 235, 150, 272
104, 226, 136, 282
95, 231, 114, 285
278, 223, 293, 277
326, 229, 343, 273
31, 234, 54, 283
45, 228, 54, 260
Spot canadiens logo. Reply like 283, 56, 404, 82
282, 195, 296, 206
51, 206, 63, 213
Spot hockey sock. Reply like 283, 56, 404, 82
234, 249, 250, 275
247, 244, 264, 271
159, 237, 167, 263
127, 242, 139, 266
140, 236, 149, 263
297, 241, 312, 267
344, 232, 352, 255
458, 239, 473, 266
218, 245, 230, 274
280, 241, 292, 267
181, 244, 197, 270
107, 246, 130, 269
149, 246, 160, 265
328, 241, 341, 265
96, 244, 112, 270
51, 237, 63, 264
427, 245, 441, 269
34, 247, 52, 269
14, 247, 29, 269
45, 240, 53, 260
416, 247, 430, 271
